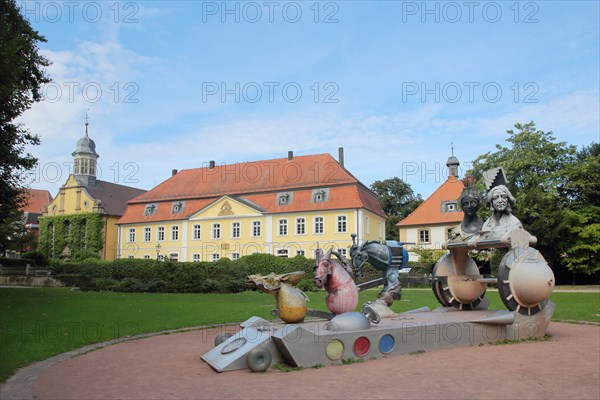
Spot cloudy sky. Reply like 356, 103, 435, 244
18, 0, 600, 199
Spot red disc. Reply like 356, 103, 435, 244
353, 336, 370, 357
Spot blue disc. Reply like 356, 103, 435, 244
379, 334, 395, 354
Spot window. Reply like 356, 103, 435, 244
419, 229, 430, 244
127, 255, 134, 259
171, 201, 185, 213
232, 222, 240, 238
252, 221, 261, 237
338, 248, 347, 257
144, 227, 151, 242
231, 253, 240, 260
144, 203, 157, 216
314, 217, 324, 234
128, 228, 135, 243
337, 215, 347, 233
447, 203, 456, 212
193, 224, 201, 240
278, 193, 290, 205
169, 253, 179, 261
312, 188, 328, 203
143, 255, 150, 259
157, 226, 165, 241
296, 249, 305, 256
171, 226, 179, 241
447, 227, 455, 240
212, 253, 220, 262
192, 254, 201, 262
277, 249, 289, 258
278, 219, 288, 236
296, 218, 305, 235
212, 223, 221, 239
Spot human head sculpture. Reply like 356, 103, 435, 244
460, 185, 481, 217
487, 185, 516, 215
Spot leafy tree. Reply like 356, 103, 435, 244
0, 0, 51, 248
559, 143, 600, 275
470, 122, 600, 279
370, 177, 423, 240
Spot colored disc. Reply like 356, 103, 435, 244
353, 337, 370, 357
325, 340, 344, 361
379, 334, 395, 354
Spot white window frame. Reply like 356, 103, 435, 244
231, 222, 240, 238
212, 223, 221, 239
192, 254, 201, 262
276, 248, 289, 258
296, 249, 305, 256
212, 253, 220, 262
231, 252, 240, 260
278, 219, 288, 236
143, 255, 150, 259
193, 224, 201, 240
128, 228, 135, 243
171, 225, 179, 241
336, 215, 347, 233
419, 229, 431, 244
143, 227, 151, 242
314, 216, 324, 234
157, 226, 165, 241
252, 221, 261, 237
296, 217, 306, 235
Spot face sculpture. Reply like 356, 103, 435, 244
461, 197, 480, 217
490, 187, 510, 213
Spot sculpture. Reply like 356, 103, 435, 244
313, 247, 359, 315
245, 271, 309, 323
450, 176, 483, 241
478, 184, 523, 241
349, 234, 407, 313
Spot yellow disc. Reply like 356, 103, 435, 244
326, 340, 344, 361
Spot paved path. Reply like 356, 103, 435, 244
1, 321, 598, 400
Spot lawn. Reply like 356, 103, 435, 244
1, 287, 598, 382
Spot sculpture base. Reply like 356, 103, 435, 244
201, 301, 555, 372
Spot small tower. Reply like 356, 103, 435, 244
72, 114, 99, 187
446, 142, 460, 178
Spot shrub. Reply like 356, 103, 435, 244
20, 251, 48, 267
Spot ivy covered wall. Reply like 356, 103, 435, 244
39, 213, 104, 261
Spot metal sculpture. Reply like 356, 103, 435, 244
431, 172, 555, 315
245, 271, 309, 323
313, 247, 359, 315
349, 234, 407, 306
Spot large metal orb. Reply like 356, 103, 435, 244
432, 253, 486, 310
498, 247, 555, 316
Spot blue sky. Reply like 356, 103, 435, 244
19, 0, 600, 199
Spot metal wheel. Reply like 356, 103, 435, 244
214, 333, 234, 347
497, 247, 554, 316
246, 347, 272, 372
432, 253, 486, 311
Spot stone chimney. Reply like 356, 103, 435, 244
338, 147, 345, 168
209, 160, 215, 170
171, 169, 178, 176
288, 151, 293, 161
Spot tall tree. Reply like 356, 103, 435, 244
559, 143, 600, 275
370, 177, 422, 240
0, 0, 50, 246
469, 122, 590, 278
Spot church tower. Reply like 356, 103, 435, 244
72, 114, 99, 187
446, 143, 460, 178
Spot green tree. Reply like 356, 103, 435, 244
370, 177, 423, 240
470, 122, 593, 277
559, 143, 600, 275
0, 0, 51, 249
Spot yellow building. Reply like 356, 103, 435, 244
117, 150, 386, 261
40, 121, 146, 260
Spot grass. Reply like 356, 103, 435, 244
1, 287, 598, 382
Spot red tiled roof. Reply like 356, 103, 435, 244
129, 154, 358, 203
21, 189, 53, 213
396, 176, 464, 227
118, 154, 385, 224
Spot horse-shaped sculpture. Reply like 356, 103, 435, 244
314, 248, 359, 315
349, 234, 408, 306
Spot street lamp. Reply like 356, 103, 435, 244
155, 243, 161, 260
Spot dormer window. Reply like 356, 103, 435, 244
144, 203, 157, 216
443, 201, 458, 212
171, 201, 185, 214
312, 188, 329, 203
278, 192, 291, 206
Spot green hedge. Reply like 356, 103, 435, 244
49, 254, 317, 294
0, 258, 36, 267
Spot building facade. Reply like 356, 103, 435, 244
40, 122, 146, 261
397, 154, 464, 258
117, 151, 386, 261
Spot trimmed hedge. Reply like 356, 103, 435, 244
50, 254, 317, 293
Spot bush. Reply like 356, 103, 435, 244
20, 251, 48, 267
